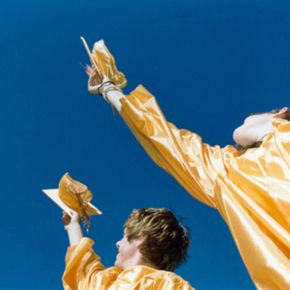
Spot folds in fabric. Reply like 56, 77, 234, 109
91, 39, 127, 89
63, 238, 194, 290
83, 39, 290, 289
119, 85, 290, 290
58, 173, 101, 218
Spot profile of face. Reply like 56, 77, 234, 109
233, 107, 288, 148
115, 232, 144, 269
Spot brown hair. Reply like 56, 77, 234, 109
277, 109, 290, 121
124, 208, 190, 271
259, 108, 290, 121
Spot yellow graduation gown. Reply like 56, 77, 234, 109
119, 85, 290, 290
62, 238, 194, 290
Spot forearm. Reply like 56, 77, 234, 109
106, 90, 125, 112
65, 221, 83, 246
100, 82, 125, 112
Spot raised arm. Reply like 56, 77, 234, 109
62, 212, 83, 246
86, 65, 124, 112
87, 68, 231, 208
61, 213, 120, 289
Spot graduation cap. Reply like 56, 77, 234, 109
80, 36, 127, 89
43, 173, 102, 231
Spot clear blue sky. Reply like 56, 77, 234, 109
0, 0, 289, 289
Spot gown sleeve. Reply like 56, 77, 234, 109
62, 237, 120, 290
120, 85, 236, 208
120, 86, 290, 289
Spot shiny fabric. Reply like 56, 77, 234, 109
58, 173, 101, 217
91, 40, 127, 89
119, 85, 290, 290
63, 237, 194, 290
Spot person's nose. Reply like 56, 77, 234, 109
116, 240, 120, 249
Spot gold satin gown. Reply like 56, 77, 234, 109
62, 238, 194, 290
120, 85, 290, 290
79, 40, 289, 289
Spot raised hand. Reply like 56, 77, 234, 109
86, 65, 112, 95
62, 212, 80, 227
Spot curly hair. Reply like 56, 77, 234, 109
124, 208, 190, 271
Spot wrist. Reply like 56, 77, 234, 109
100, 83, 122, 102
65, 220, 83, 246
64, 220, 81, 231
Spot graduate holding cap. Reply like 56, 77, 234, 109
62, 208, 193, 290
83, 38, 290, 290
43, 174, 194, 290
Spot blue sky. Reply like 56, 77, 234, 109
0, 0, 289, 289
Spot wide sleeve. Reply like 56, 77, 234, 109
120, 85, 235, 208
62, 237, 120, 290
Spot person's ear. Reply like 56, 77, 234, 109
273, 107, 288, 118
136, 236, 146, 247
